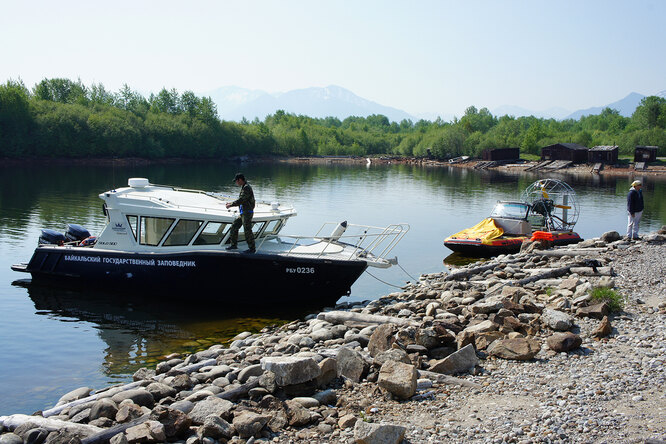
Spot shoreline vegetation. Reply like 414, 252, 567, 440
0, 229, 664, 442
1, 78, 665, 163
2, 154, 666, 178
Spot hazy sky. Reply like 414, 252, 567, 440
1, 0, 664, 117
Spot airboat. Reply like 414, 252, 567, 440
444, 179, 582, 256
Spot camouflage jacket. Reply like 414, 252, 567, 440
231, 183, 255, 213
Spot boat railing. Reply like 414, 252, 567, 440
269, 222, 410, 267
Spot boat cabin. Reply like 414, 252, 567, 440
95, 178, 296, 252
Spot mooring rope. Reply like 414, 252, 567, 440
364, 262, 433, 289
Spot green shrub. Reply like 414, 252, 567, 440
589, 287, 625, 312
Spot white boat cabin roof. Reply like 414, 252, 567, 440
100, 178, 296, 221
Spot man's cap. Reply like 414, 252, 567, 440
631, 180, 642, 187
234, 173, 245, 182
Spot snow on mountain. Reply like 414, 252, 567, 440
203, 85, 414, 123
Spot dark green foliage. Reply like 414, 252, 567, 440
589, 287, 625, 312
0, 77, 663, 159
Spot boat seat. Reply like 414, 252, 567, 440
492, 217, 532, 236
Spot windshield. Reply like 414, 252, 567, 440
490, 201, 530, 219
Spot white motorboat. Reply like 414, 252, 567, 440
12, 178, 409, 307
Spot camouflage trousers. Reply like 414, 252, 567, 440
229, 212, 255, 249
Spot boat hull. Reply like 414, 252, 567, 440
444, 237, 525, 256
15, 247, 368, 308
444, 232, 583, 257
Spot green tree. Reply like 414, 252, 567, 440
0, 79, 33, 156
33, 78, 88, 105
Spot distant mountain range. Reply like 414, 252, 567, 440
205, 85, 413, 123
201, 85, 662, 123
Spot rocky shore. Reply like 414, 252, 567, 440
286, 156, 666, 177
1, 229, 665, 444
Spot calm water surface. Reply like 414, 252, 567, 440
1, 161, 664, 415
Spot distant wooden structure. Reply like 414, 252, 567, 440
634, 146, 658, 163
588, 145, 618, 163
481, 148, 520, 161
541, 143, 588, 163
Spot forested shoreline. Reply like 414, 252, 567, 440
1, 78, 664, 160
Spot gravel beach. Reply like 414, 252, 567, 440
1, 229, 664, 444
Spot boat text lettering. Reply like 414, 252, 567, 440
285, 267, 315, 274
156, 260, 196, 267
64, 255, 102, 263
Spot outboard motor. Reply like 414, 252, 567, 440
39, 229, 66, 245
328, 221, 348, 241
65, 224, 91, 242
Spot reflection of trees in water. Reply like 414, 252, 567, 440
24, 284, 290, 378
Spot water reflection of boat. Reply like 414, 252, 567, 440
14, 280, 299, 377
444, 179, 583, 257
12, 178, 408, 307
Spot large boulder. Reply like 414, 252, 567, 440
197, 416, 234, 440
56, 387, 92, 405
111, 389, 154, 408
546, 332, 582, 352
150, 405, 192, 439
232, 410, 270, 438
373, 348, 411, 367
188, 396, 234, 425
576, 302, 610, 319
145, 382, 177, 401
377, 360, 418, 400
260, 356, 320, 386
600, 231, 621, 242
336, 347, 367, 383
368, 324, 397, 357
125, 420, 166, 444
488, 337, 541, 360
89, 398, 118, 421
354, 421, 406, 444
541, 308, 573, 331
427, 344, 478, 374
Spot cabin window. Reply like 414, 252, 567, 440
237, 221, 265, 242
127, 215, 138, 241
163, 219, 203, 246
193, 222, 229, 245
263, 219, 283, 235
140, 217, 175, 246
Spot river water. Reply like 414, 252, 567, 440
0, 161, 664, 415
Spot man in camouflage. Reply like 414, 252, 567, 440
225, 173, 256, 253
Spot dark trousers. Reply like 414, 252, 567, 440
229, 213, 255, 249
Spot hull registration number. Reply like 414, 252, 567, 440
286, 267, 315, 274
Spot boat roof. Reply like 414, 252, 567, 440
99, 178, 296, 219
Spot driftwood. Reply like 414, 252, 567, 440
444, 256, 526, 281
317, 311, 417, 326
510, 266, 571, 286
418, 370, 482, 389
80, 414, 149, 444
42, 381, 144, 418
569, 266, 612, 276
486, 266, 572, 296
537, 248, 605, 257
43, 358, 218, 418
0, 413, 102, 435
444, 263, 500, 281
